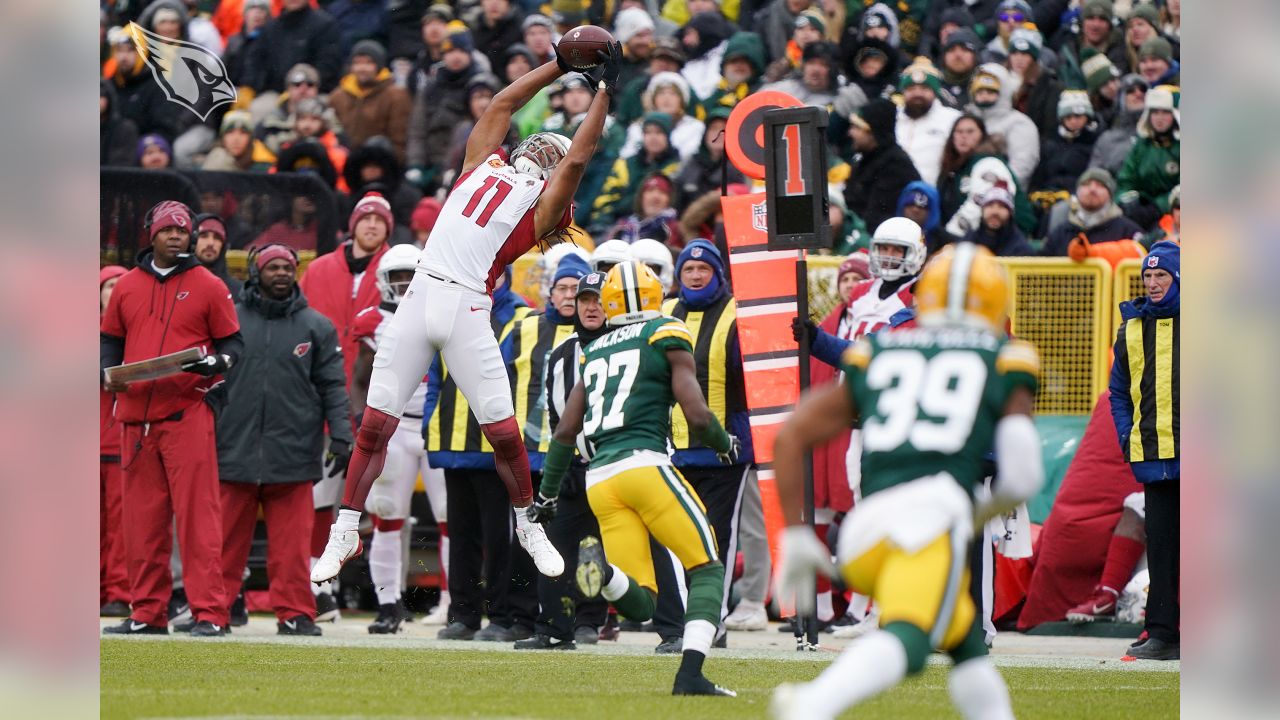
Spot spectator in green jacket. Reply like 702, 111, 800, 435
698, 32, 766, 119
1118, 85, 1180, 230
592, 112, 683, 232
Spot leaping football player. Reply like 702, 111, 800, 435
770, 243, 1044, 720
312, 39, 626, 584
531, 261, 741, 697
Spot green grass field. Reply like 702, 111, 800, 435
101, 639, 1179, 719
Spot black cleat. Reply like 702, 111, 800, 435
278, 614, 322, 636
189, 620, 226, 637
368, 601, 410, 634
474, 623, 515, 642
103, 618, 168, 635
576, 536, 606, 599
1125, 637, 1179, 661
167, 588, 191, 625
315, 591, 340, 622
100, 600, 131, 618
230, 590, 249, 627
655, 636, 683, 654
672, 672, 737, 697
437, 621, 477, 640
514, 633, 577, 650
574, 626, 599, 645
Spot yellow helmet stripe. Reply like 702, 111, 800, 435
947, 242, 978, 321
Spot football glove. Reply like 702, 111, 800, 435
599, 41, 623, 98
526, 493, 558, 524
181, 353, 232, 377
774, 525, 838, 617
716, 434, 742, 465
325, 440, 351, 479
791, 316, 818, 345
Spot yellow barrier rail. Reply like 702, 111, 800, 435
1112, 258, 1145, 333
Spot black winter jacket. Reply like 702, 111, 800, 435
247, 6, 344, 93
216, 283, 352, 484
844, 143, 921, 236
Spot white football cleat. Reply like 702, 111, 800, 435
310, 526, 363, 583
723, 599, 768, 631
831, 607, 880, 639
516, 522, 565, 577
422, 593, 451, 625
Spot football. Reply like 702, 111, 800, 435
555, 25, 614, 70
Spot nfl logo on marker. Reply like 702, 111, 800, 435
752, 202, 767, 232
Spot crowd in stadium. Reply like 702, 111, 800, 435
99, 0, 1180, 661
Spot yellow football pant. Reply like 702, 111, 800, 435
841, 531, 975, 651
586, 464, 718, 592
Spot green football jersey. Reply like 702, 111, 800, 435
840, 327, 1040, 500
579, 316, 695, 467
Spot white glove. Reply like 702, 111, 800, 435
774, 525, 838, 616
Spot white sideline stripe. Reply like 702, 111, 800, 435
743, 357, 799, 372
736, 302, 797, 318
729, 250, 795, 264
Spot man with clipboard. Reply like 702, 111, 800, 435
100, 200, 243, 637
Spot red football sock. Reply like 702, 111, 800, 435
311, 508, 332, 556
374, 516, 405, 532
480, 417, 532, 507
1099, 535, 1146, 592
340, 409, 400, 511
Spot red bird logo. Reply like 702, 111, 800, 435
128, 22, 236, 121
294, 342, 312, 358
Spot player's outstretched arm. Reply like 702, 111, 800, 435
977, 385, 1042, 525
534, 42, 621, 239
537, 381, 586, 504
462, 61, 564, 175
773, 383, 858, 526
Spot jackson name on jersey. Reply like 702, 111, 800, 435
578, 316, 694, 466
840, 326, 1039, 499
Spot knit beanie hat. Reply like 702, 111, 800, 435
1143, 240, 1179, 283
147, 200, 192, 241
100, 264, 128, 288
552, 253, 591, 285
943, 28, 982, 55
1082, 50, 1120, 94
411, 197, 442, 232
1077, 167, 1117, 196
642, 111, 674, 136
1127, 3, 1161, 30
136, 133, 172, 163
1007, 28, 1041, 59
676, 239, 725, 279
255, 244, 298, 272
349, 192, 394, 235
442, 27, 474, 54
838, 252, 870, 283
1138, 36, 1173, 63
1058, 90, 1095, 119
350, 39, 387, 69
1081, 0, 1113, 21
197, 214, 227, 239
613, 7, 655, 44
898, 60, 942, 94
795, 8, 827, 36
977, 185, 1015, 212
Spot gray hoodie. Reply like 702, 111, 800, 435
967, 62, 1040, 187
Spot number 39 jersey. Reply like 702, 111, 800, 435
841, 327, 1039, 500
419, 154, 547, 295
579, 317, 695, 467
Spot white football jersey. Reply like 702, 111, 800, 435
842, 278, 917, 340
418, 154, 547, 294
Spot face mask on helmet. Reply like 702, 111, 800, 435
376, 245, 421, 305
868, 217, 925, 281
511, 133, 571, 180
629, 238, 674, 290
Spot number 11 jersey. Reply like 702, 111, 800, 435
841, 327, 1040, 500
420, 154, 547, 295
579, 317, 695, 467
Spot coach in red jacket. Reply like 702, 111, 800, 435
100, 200, 243, 637
100, 265, 130, 617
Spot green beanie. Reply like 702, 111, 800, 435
898, 63, 942, 94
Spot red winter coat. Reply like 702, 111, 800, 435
100, 253, 241, 423
298, 240, 388, 384
100, 388, 121, 456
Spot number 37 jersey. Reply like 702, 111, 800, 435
420, 154, 547, 295
579, 317, 695, 467
841, 327, 1040, 500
